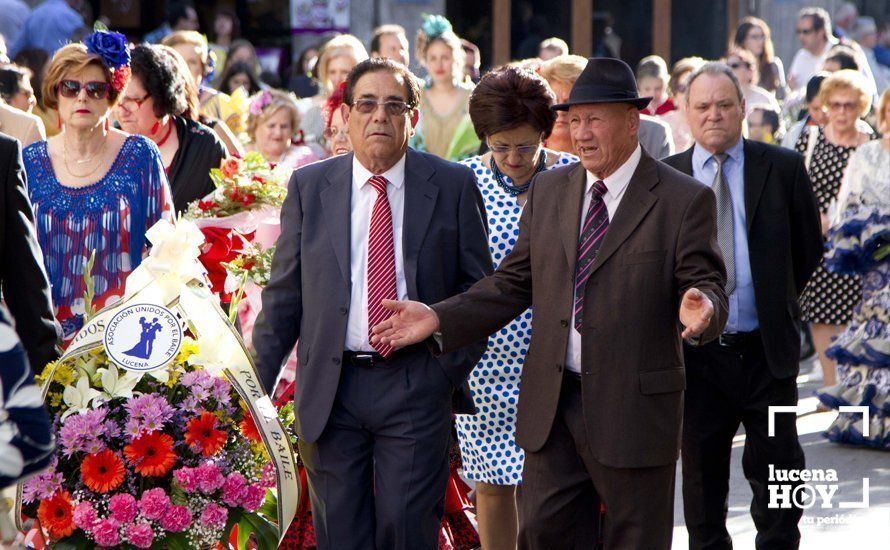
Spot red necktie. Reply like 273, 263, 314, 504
573, 180, 609, 331
367, 175, 397, 358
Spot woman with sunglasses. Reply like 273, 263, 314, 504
22, 31, 173, 342
115, 44, 227, 214
725, 47, 780, 115
455, 66, 576, 550
795, 69, 875, 393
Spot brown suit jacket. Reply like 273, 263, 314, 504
0, 102, 45, 148
432, 149, 728, 468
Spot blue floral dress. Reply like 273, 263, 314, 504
24, 135, 172, 341
455, 151, 577, 485
816, 140, 890, 449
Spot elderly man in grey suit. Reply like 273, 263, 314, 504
251, 58, 491, 550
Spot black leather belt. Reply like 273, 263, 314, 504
563, 369, 582, 384
342, 351, 387, 367
716, 330, 759, 348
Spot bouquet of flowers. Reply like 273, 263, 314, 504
21, 341, 280, 549
185, 153, 287, 220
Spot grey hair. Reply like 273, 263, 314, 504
685, 61, 744, 104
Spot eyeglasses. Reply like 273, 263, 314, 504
487, 141, 541, 155
796, 27, 815, 35
323, 126, 348, 140
58, 80, 110, 100
728, 61, 751, 70
827, 101, 858, 112
351, 98, 412, 116
118, 93, 150, 113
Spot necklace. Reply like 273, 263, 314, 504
490, 149, 547, 197
62, 133, 108, 179
155, 120, 175, 148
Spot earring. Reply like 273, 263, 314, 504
57, 114, 62, 130
151, 120, 160, 135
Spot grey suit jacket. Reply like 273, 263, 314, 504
638, 114, 675, 160
252, 149, 492, 443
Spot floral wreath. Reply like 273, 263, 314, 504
248, 90, 273, 116
83, 25, 131, 92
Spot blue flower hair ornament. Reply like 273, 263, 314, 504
83, 28, 131, 92
420, 14, 453, 40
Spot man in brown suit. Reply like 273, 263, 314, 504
373, 58, 728, 549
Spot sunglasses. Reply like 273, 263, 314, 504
58, 80, 110, 100
323, 126, 348, 140
351, 98, 412, 116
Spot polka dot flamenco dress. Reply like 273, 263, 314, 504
796, 126, 866, 325
455, 151, 577, 486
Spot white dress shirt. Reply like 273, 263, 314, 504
565, 144, 642, 372
345, 154, 409, 351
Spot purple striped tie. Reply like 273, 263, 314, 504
573, 180, 609, 331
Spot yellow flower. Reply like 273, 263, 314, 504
176, 338, 199, 364
35, 360, 58, 386
53, 363, 76, 387
48, 392, 63, 408
165, 368, 182, 388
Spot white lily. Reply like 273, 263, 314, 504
61, 376, 102, 420
187, 329, 237, 377
98, 364, 143, 400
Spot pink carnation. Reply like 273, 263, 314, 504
108, 493, 137, 523
173, 466, 198, 492
196, 462, 225, 494
200, 502, 228, 530
125, 522, 154, 548
139, 487, 170, 521
242, 484, 267, 511
222, 472, 248, 507
72, 501, 97, 531
159, 504, 192, 532
260, 461, 276, 488
92, 518, 121, 547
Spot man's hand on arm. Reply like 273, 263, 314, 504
371, 299, 441, 350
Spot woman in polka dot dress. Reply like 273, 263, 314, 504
795, 70, 875, 389
456, 66, 577, 549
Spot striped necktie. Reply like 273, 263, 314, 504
712, 153, 736, 296
366, 175, 397, 358
573, 180, 609, 331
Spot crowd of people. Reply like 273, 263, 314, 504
0, 1, 887, 550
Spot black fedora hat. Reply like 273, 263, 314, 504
552, 57, 651, 111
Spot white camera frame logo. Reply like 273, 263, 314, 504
766, 405, 870, 510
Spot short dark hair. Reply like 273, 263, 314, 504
799, 7, 832, 35
805, 73, 829, 104
130, 44, 190, 118
750, 105, 780, 133
167, 2, 195, 28
468, 66, 556, 139
343, 58, 422, 109
0, 66, 28, 103
825, 46, 859, 71
370, 25, 407, 55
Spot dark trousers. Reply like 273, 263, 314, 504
682, 335, 805, 550
298, 349, 453, 550
518, 374, 675, 550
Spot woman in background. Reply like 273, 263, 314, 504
246, 89, 320, 171
732, 16, 787, 98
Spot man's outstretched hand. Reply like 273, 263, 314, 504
371, 300, 441, 350
679, 287, 714, 339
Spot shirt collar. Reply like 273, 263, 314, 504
692, 136, 744, 172
585, 143, 642, 198
352, 153, 407, 191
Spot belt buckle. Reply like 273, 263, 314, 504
353, 353, 376, 367
718, 333, 731, 347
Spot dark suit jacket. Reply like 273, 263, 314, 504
0, 133, 58, 370
432, 149, 728, 469
252, 149, 492, 443
663, 140, 823, 379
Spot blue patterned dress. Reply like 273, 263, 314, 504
816, 140, 890, 449
24, 135, 172, 341
455, 151, 577, 485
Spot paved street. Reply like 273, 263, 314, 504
672, 358, 890, 548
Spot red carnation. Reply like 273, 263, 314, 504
111, 66, 131, 92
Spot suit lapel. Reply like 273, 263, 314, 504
558, 163, 587, 275
742, 140, 770, 234
402, 150, 438, 300
320, 153, 353, 284
586, 151, 658, 279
